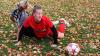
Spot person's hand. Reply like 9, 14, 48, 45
51, 44, 58, 48
15, 41, 21, 46
58, 32, 64, 39
51, 44, 63, 52
12, 39, 18, 42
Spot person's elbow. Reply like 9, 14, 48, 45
10, 16, 16, 23
51, 26, 58, 38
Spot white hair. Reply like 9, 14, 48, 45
17, 0, 28, 7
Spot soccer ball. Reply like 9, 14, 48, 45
65, 43, 80, 56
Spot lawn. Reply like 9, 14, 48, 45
0, 0, 100, 56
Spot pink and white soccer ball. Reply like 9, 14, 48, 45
66, 43, 80, 56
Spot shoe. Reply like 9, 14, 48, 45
59, 18, 71, 27
51, 44, 58, 48
52, 20, 59, 25
15, 41, 21, 46
12, 40, 18, 42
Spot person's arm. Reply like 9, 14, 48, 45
10, 16, 17, 23
17, 26, 25, 41
15, 26, 26, 46
10, 9, 18, 23
18, 25, 37, 41
50, 25, 58, 44
44, 16, 58, 44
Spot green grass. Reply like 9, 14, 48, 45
0, 0, 100, 56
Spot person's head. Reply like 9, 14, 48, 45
32, 5, 43, 23
17, 0, 28, 10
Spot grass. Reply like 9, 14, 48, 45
0, 0, 100, 56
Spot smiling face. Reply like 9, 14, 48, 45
22, 4, 28, 10
32, 5, 43, 23
33, 9, 43, 23
18, 1, 28, 11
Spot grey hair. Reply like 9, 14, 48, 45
17, 0, 28, 7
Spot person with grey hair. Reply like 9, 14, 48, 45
10, 0, 28, 41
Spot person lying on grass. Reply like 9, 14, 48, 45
15, 4, 68, 47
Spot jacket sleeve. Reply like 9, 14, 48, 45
10, 9, 18, 23
18, 26, 25, 41
50, 25, 58, 44
18, 25, 37, 41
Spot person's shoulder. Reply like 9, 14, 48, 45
42, 16, 49, 19
12, 8, 19, 13
42, 16, 53, 24
27, 15, 33, 19
42, 16, 50, 20
10, 8, 18, 17
26, 16, 33, 21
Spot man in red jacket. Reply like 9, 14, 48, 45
16, 5, 67, 47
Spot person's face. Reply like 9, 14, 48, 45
22, 4, 28, 9
33, 9, 43, 23
18, 4, 28, 11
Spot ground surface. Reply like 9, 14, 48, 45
0, 0, 100, 56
